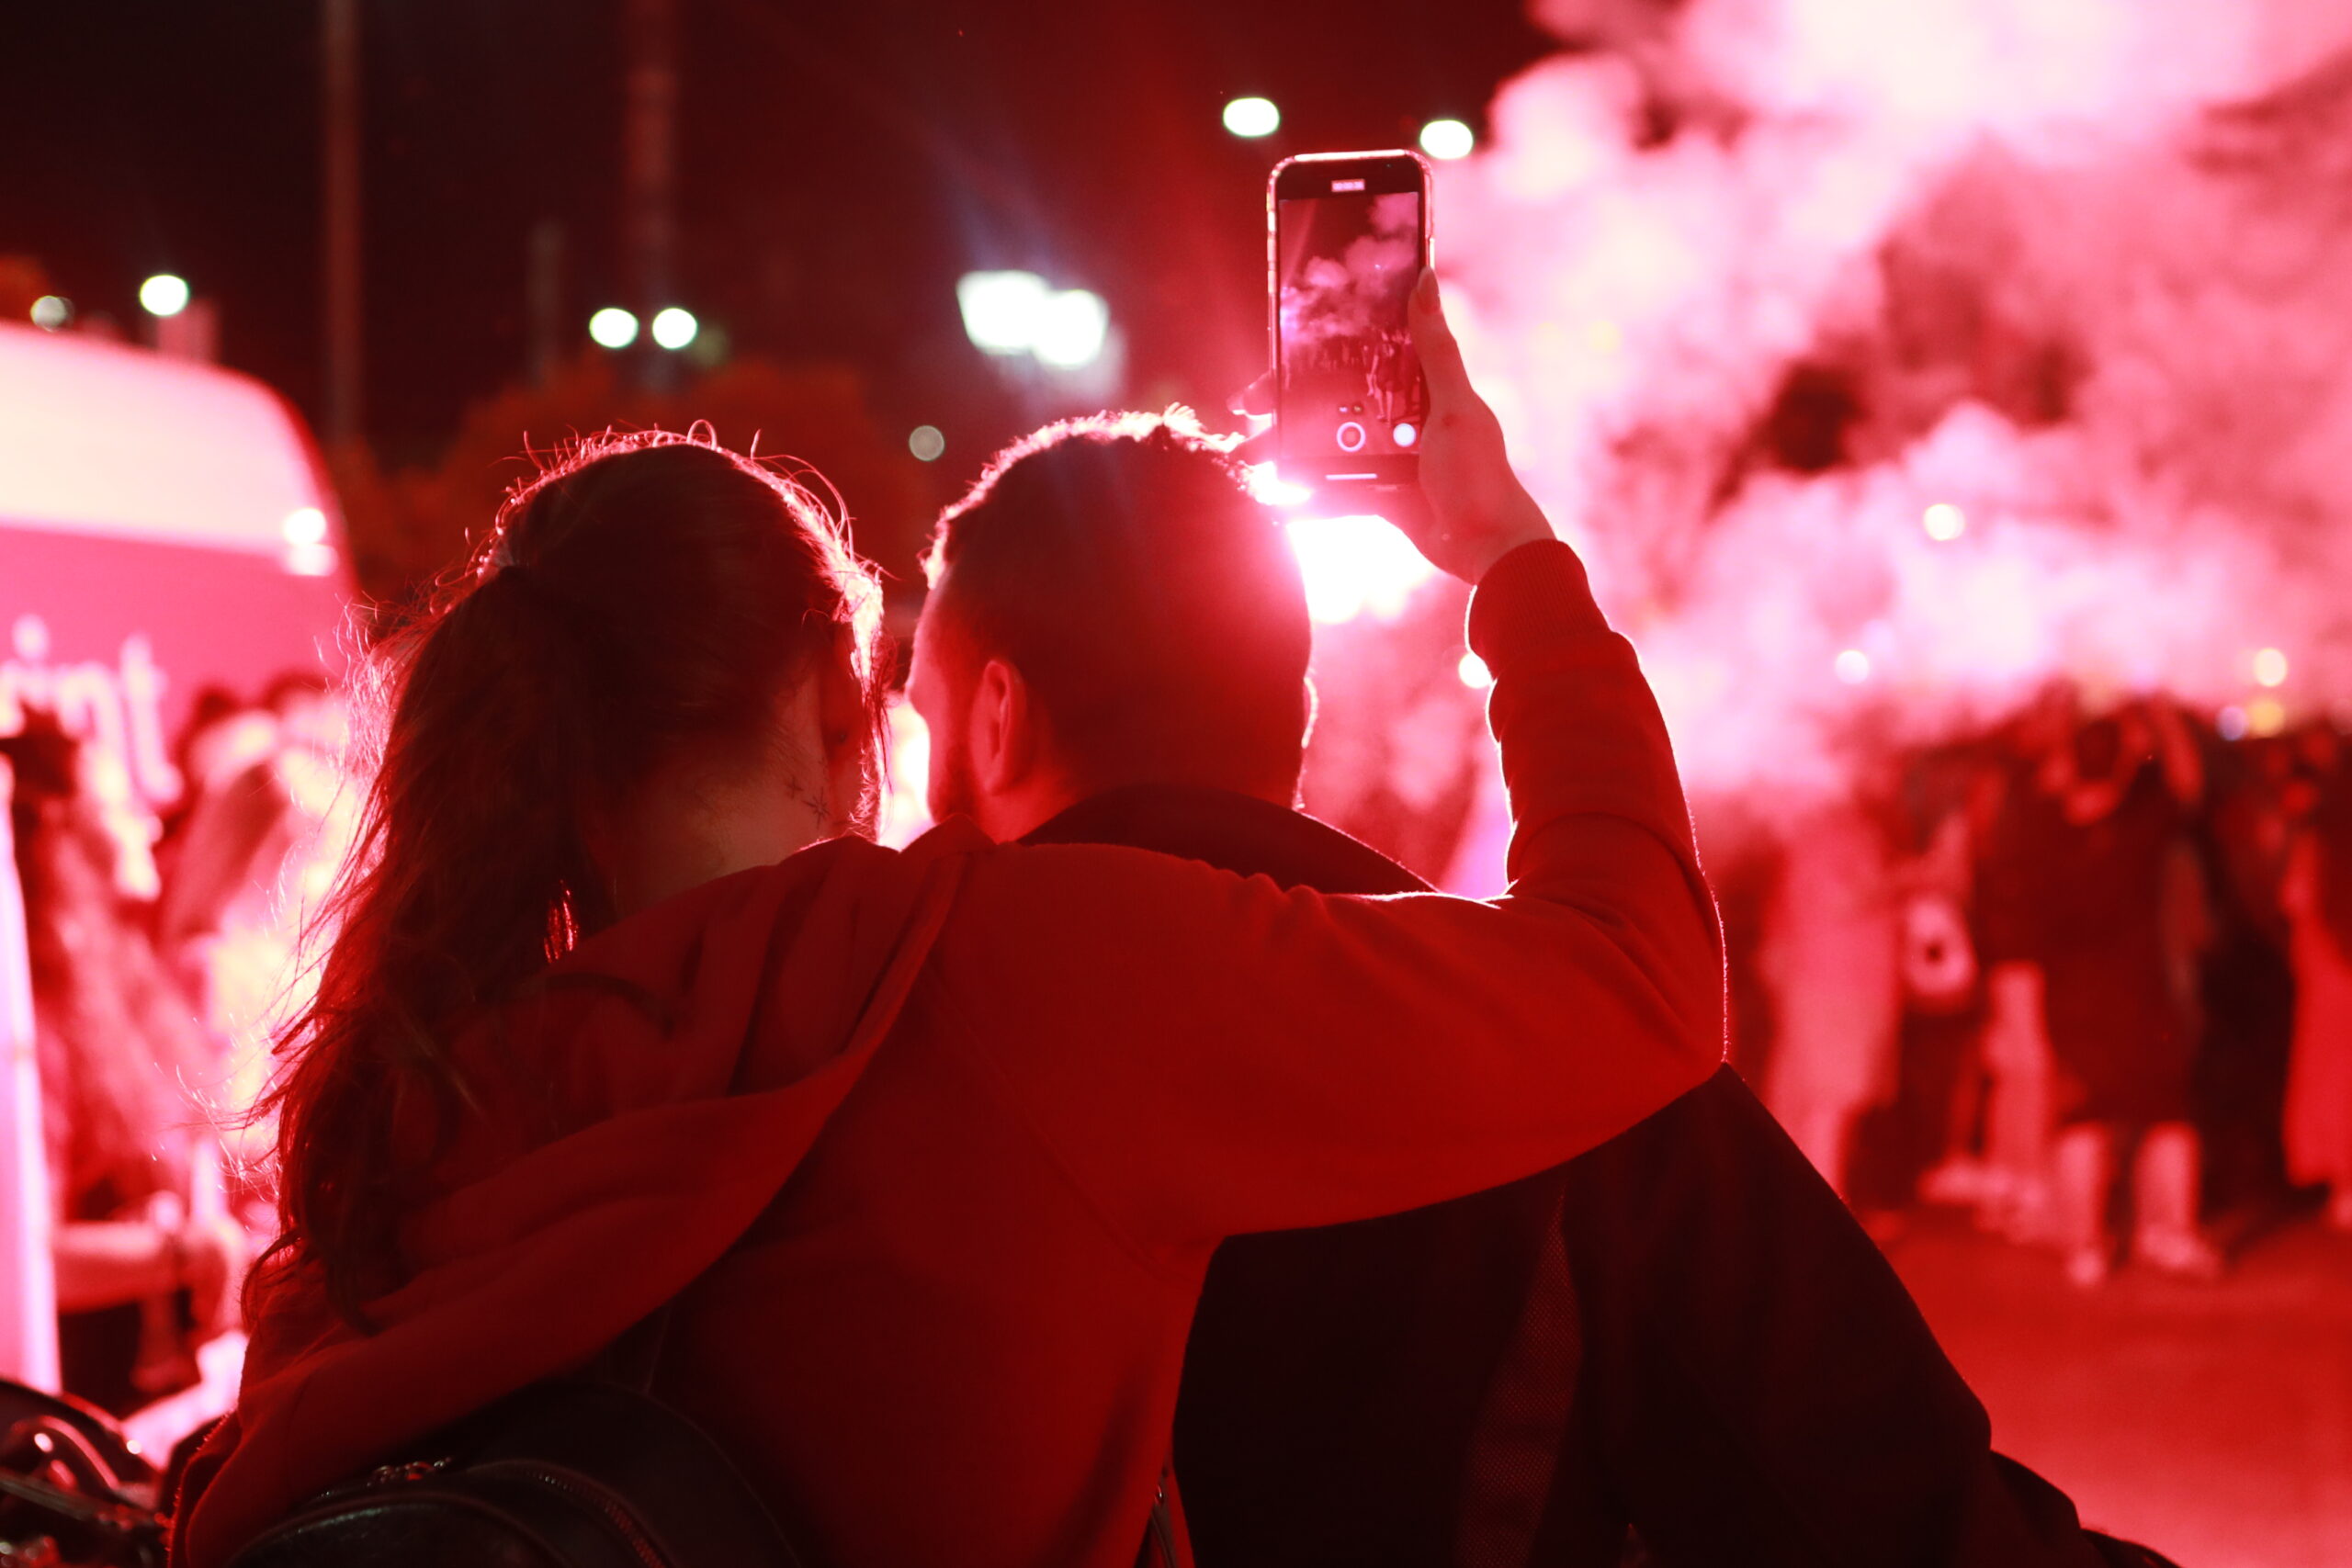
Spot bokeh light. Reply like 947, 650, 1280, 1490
587, 307, 639, 349
650, 306, 698, 350
1458, 652, 1494, 691
909, 425, 945, 462
1223, 96, 1281, 138
1834, 649, 1872, 684
2253, 647, 2289, 687
281, 507, 329, 547
1419, 118, 1476, 160
138, 274, 190, 318
1922, 502, 1967, 541
28, 295, 71, 332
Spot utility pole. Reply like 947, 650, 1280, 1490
322, 0, 364, 450
623, 0, 678, 393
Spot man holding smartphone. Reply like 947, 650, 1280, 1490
910, 274, 2177, 1568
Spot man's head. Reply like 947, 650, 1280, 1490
910, 411, 1313, 840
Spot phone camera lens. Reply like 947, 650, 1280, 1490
1393, 422, 1419, 448
1335, 420, 1368, 453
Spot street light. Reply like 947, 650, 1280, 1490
139, 275, 191, 318
650, 306, 698, 350
1223, 97, 1281, 138
1031, 289, 1110, 369
956, 273, 1110, 370
956, 272, 1050, 355
588, 307, 640, 349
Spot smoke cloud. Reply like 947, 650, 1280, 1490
1433, 0, 2352, 800
1281, 191, 1422, 354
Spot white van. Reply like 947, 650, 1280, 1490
0, 321, 350, 808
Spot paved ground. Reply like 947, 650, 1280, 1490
1883, 1212, 2352, 1568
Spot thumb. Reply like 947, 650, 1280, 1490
1406, 269, 1470, 405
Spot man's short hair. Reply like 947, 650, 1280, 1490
925, 411, 1313, 801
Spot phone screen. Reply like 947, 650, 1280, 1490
1273, 157, 1430, 485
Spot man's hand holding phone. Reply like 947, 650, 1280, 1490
1244, 272, 1555, 585
1389, 269, 1555, 584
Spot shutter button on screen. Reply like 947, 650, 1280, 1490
1335, 420, 1368, 453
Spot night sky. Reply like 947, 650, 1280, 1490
5, 1, 1555, 479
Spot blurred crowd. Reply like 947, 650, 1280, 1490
3, 676, 352, 1433
1713, 687, 2352, 1284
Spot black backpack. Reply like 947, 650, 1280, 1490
218, 1317, 1179, 1568
221, 1374, 805, 1568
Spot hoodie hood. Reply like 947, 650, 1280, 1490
175, 824, 986, 1567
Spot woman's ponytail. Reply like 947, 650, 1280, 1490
261, 432, 886, 1325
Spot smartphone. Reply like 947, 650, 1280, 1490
1269, 150, 1433, 491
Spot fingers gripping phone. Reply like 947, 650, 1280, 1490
1270, 150, 1433, 491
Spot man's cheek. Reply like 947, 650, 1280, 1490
928, 733, 976, 823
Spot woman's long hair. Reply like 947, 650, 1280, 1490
258, 432, 887, 1326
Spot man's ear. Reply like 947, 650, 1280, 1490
969, 657, 1041, 795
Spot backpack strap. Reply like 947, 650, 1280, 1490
1138, 1463, 1178, 1568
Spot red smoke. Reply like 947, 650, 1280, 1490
1430, 0, 2352, 800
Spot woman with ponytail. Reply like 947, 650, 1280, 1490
182, 293, 1724, 1568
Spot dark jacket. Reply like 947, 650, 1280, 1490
1030, 784, 2169, 1568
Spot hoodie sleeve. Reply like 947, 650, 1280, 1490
931, 540, 1725, 1248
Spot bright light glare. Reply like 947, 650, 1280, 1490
1223, 97, 1281, 138
588, 307, 640, 349
282, 507, 329, 547
1922, 502, 1967, 541
2253, 647, 2289, 688
1458, 652, 1494, 691
1287, 515, 1436, 625
29, 295, 71, 331
139, 274, 190, 318
909, 424, 945, 462
956, 271, 1050, 355
1245, 464, 1312, 509
1032, 288, 1110, 368
650, 306, 698, 350
1419, 118, 1476, 161
1834, 649, 1872, 684
876, 702, 933, 850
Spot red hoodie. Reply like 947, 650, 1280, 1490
174, 541, 1723, 1568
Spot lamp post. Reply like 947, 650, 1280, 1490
322, 0, 363, 451
624, 0, 678, 392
